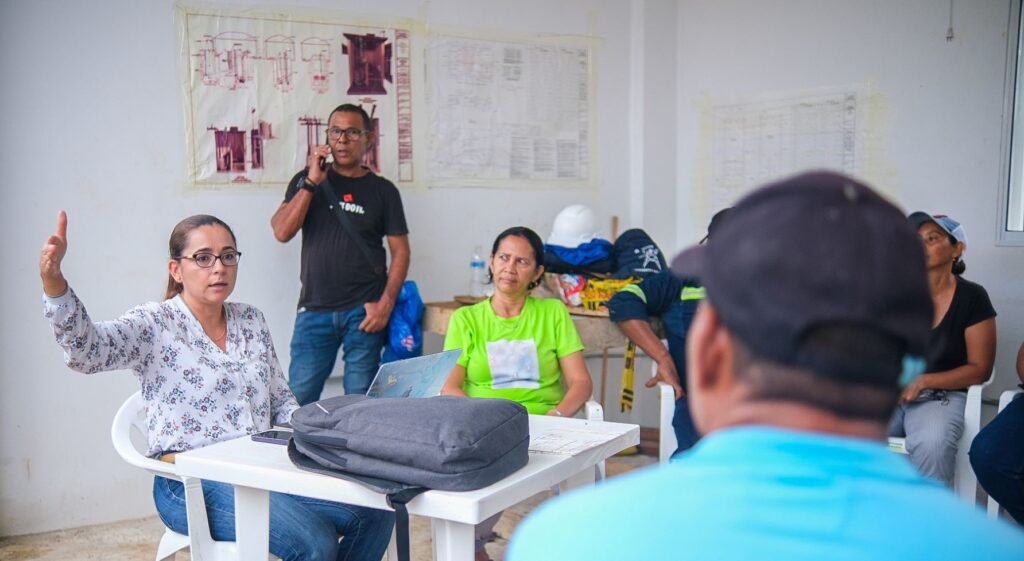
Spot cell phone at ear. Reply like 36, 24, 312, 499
319, 152, 334, 171
251, 429, 293, 445
320, 135, 333, 171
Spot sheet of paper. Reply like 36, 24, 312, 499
529, 427, 611, 455
707, 88, 860, 208
426, 35, 593, 187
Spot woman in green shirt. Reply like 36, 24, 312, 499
442, 226, 594, 561
441, 226, 593, 416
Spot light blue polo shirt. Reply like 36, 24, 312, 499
508, 427, 1024, 561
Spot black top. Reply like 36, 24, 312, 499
927, 276, 996, 387
284, 168, 408, 311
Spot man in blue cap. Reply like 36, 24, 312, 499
508, 171, 1024, 560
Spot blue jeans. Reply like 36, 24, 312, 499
289, 306, 386, 405
660, 295, 701, 459
970, 393, 1024, 523
153, 476, 394, 561
671, 395, 700, 458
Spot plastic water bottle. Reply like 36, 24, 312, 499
469, 246, 487, 297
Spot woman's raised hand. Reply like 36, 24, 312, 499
40, 210, 69, 297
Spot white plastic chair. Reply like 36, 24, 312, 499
644, 343, 681, 465
987, 388, 1023, 519
887, 382, 987, 503
657, 381, 677, 465
111, 391, 280, 561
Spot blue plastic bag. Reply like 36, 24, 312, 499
382, 281, 424, 363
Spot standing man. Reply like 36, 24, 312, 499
272, 104, 410, 404
508, 171, 1024, 560
606, 209, 729, 456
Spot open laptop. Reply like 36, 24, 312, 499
365, 349, 462, 399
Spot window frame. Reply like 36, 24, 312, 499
998, 0, 1024, 245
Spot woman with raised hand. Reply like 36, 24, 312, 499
441, 226, 594, 561
40, 211, 394, 561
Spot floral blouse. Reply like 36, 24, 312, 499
44, 288, 298, 457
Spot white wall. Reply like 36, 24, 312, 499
674, 0, 1024, 390
0, 0, 638, 535
4, 0, 1022, 536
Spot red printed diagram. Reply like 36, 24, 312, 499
187, 21, 411, 184
192, 31, 396, 95
207, 110, 273, 177
193, 31, 323, 93
342, 33, 393, 95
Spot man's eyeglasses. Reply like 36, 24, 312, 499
176, 251, 242, 268
327, 127, 369, 141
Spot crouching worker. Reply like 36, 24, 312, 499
607, 208, 730, 456
40, 212, 395, 561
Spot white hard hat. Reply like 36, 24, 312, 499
548, 204, 598, 248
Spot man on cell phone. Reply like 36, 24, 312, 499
271, 103, 410, 405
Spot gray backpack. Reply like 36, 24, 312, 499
287, 395, 530, 561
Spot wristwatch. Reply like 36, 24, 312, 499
300, 176, 318, 193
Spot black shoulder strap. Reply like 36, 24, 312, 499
386, 487, 429, 561
318, 174, 385, 275
288, 439, 425, 561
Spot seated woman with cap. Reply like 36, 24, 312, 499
441, 226, 594, 560
889, 212, 997, 486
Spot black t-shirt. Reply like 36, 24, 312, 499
927, 277, 996, 386
284, 168, 408, 311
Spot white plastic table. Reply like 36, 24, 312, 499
175, 415, 639, 561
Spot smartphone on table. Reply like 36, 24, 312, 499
251, 429, 293, 445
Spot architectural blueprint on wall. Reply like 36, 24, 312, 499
708, 89, 860, 208
426, 35, 594, 188
179, 7, 415, 187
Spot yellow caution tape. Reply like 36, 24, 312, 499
621, 340, 636, 413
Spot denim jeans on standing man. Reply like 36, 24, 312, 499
153, 476, 394, 561
289, 306, 387, 405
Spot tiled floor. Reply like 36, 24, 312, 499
0, 454, 656, 561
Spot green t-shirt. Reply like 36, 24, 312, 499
443, 296, 584, 414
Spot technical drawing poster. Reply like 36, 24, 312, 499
426, 35, 594, 188
179, 7, 414, 186
707, 89, 861, 209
